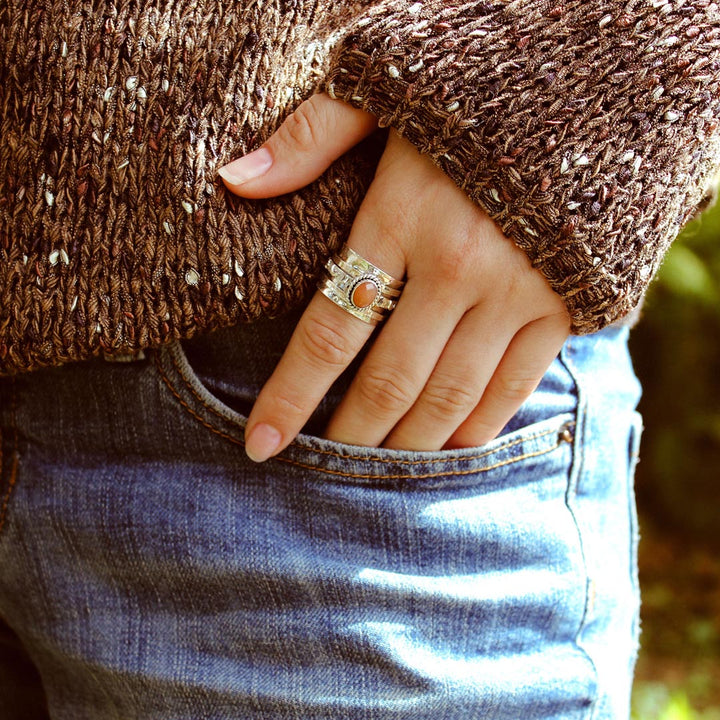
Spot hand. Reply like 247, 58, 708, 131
218, 93, 571, 460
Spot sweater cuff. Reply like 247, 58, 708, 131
320, 0, 720, 334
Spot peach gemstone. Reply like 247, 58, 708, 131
351, 280, 379, 308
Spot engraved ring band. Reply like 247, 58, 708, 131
318, 246, 405, 325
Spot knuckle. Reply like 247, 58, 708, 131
495, 374, 539, 403
271, 391, 306, 419
430, 232, 477, 287
466, 418, 502, 446
372, 198, 414, 240
279, 100, 322, 153
421, 378, 478, 419
298, 315, 355, 369
356, 367, 415, 416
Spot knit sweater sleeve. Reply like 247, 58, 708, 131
320, 0, 720, 334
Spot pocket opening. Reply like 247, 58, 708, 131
153, 340, 577, 487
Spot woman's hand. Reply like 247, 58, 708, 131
218, 93, 571, 461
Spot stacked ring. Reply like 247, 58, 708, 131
318, 246, 405, 325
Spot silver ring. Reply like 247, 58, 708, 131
318, 246, 405, 325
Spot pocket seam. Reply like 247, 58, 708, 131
154, 346, 573, 478
559, 336, 600, 717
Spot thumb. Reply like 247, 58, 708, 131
218, 93, 378, 199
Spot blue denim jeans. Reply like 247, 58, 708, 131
0, 310, 642, 719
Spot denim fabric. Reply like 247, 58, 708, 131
0, 310, 642, 720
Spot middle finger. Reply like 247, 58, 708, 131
323, 279, 464, 447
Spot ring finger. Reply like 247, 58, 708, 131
380, 304, 515, 451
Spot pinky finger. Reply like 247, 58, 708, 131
443, 314, 570, 449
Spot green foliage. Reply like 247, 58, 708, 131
654, 196, 720, 309
659, 244, 719, 307
633, 683, 720, 720
629, 198, 720, 542
629, 197, 720, 720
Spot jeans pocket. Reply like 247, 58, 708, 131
149, 338, 601, 717
153, 338, 578, 489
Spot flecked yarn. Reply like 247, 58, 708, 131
1, 0, 719, 374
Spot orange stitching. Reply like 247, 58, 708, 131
0, 379, 19, 536
162, 347, 570, 466
277, 442, 562, 482
155, 353, 565, 481
154, 357, 245, 447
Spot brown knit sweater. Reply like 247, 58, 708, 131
1, 0, 719, 375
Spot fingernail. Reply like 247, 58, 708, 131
244, 423, 282, 462
217, 147, 273, 185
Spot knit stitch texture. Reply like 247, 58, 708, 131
1, 0, 719, 374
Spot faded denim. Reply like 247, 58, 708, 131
0, 310, 642, 719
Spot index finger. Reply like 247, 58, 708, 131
242, 224, 411, 463
242, 294, 373, 462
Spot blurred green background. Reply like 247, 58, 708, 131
629, 197, 720, 719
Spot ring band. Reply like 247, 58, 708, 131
318, 246, 405, 325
